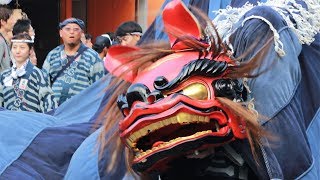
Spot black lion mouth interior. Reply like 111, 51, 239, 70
125, 109, 228, 159
136, 118, 223, 151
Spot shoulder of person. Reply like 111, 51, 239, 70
49, 45, 64, 54
0, 69, 11, 79
29, 65, 49, 81
45, 46, 63, 60
0, 38, 7, 46
83, 48, 101, 60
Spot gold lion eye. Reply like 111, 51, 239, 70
181, 83, 208, 100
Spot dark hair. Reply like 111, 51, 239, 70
0, 6, 13, 28
115, 21, 142, 37
85, 33, 92, 40
11, 33, 34, 49
104, 32, 116, 41
12, 19, 32, 36
93, 35, 112, 53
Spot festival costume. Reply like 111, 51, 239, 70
42, 43, 105, 105
0, 60, 57, 113
100, 0, 320, 179
216, 1, 320, 178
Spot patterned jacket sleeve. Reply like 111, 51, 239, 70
42, 51, 53, 85
38, 70, 58, 113
88, 57, 105, 84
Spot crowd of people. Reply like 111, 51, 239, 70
0, 5, 143, 112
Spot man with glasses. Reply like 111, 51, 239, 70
115, 21, 143, 46
42, 18, 105, 105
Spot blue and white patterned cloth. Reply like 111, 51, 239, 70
42, 43, 106, 105
0, 60, 57, 113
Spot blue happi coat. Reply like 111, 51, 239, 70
42, 43, 105, 105
0, 60, 57, 113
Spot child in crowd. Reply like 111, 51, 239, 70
0, 33, 57, 113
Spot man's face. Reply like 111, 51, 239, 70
0, 14, 17, 42
59, 23, 82, 46
120, 33, 141, 46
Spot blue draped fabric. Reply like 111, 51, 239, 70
0, 75, 113, 179
227, 4, 320, 179
296, 33, 320, 179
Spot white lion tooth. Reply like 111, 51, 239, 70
156, 121, 164, 128
126, 139, 134, 147
151, 123, 159, 131
215, 121, 220, 131
140, 127, 148, 137
131, 132, 139, 142
170, 116, 177, 124
177, 112, 189, 124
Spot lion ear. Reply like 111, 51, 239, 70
162, 0, 202, 50
104, 45, 141, 82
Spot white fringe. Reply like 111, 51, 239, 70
242, 15, 286, 56
213, 0, 320, 56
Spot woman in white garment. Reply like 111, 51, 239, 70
0, 33, 57, 113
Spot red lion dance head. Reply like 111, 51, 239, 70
102, 0, 269, 178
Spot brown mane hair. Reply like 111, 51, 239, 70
98, 8, 275, 176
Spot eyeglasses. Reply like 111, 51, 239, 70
63, 27, 82, 33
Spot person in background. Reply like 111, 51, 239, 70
104, 32, 116, 44
12, 18, 37, 65
0, 6, 15, 72
115, 21, 143, 46
81, 33, 93, 48
92, 34, 112, 61
0, 33, 57, 113
42, 18, 105, 105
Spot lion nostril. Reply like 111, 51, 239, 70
147, 95, 156, 104
123, 108, 130, 116
147, 90, 165, 104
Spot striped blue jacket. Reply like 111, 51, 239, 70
0, 60, 57, 113
42, 43, 105, 105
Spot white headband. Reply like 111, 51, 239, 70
101, 34, 112, 45
129, 32, 143, 36
11, 39, 34, 43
